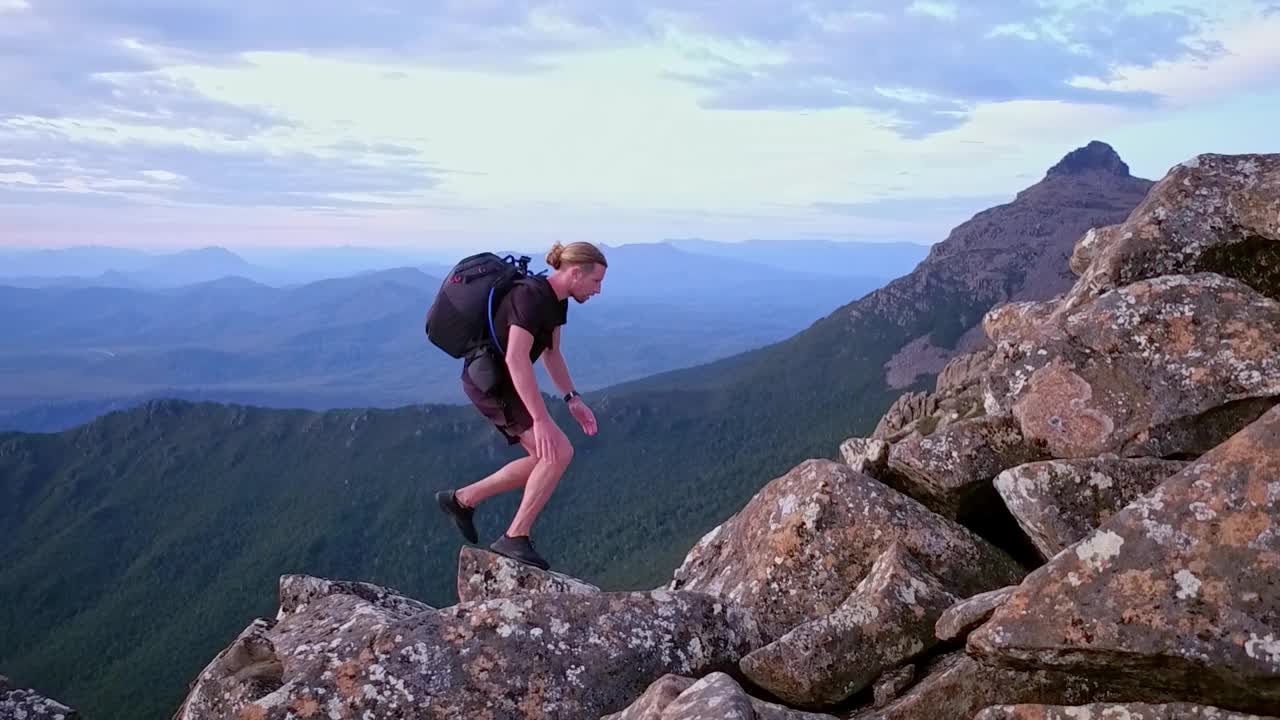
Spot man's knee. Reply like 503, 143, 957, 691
543, 440, 573, 469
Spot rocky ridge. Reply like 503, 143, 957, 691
172, 149, 1280, 719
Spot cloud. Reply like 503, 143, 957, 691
0, 123, 443, 208
648, 1, 1219, 136
2, 1, 1235, 141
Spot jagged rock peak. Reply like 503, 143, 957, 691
1046, 140, 1130, 177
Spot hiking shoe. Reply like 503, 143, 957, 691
489, 533, 550, 570
435, 490, 478, 544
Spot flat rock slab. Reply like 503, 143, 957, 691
969, 405, 1280, 715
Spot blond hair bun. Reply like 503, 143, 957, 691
546, 241, 607, 271
546, 242, 566, 269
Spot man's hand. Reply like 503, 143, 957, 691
568, 397, 597, 436
532, 416, 570, 463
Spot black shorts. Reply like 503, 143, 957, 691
461, 361, 532, 445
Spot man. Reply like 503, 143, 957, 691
436, 241, 607, 569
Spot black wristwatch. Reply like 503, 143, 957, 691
563, 390, 581, 403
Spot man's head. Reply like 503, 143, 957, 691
547, 241, 607, 303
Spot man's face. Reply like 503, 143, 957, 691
571, 264, 606, 303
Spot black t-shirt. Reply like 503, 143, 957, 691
492, 276, 568, 363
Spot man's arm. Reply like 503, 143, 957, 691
504, 325, 552, 422
542, 326, 577, 397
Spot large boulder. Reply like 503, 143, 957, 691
977, 704, 1280, 720
994, 457, 1188, 560
1060, 152, 1280, 311
969, 404, 1280, 715
668, 459, 1024, 642
210, 587, 761, 720
739, 542, 958, 708
456, 546, 600, 603
885, 413, 1051, 518
983, 273, 1280, 459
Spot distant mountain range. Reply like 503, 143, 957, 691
1, 238, 928, 289
0, 242, 908, 431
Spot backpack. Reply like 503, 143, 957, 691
424, 252, 542, 359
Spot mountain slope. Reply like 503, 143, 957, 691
608, 140, 1154, 397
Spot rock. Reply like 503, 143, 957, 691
456, 546, 599, 603
224, 587, 762, 720
0, 677, 79, 720
853, 651, 1123, 720
839, 437, 890, 477
935, 585, 1017, 642
873, 391, 937, 442
668, 459, 1025, 642
968, 404, 1280, 715
662, 673, 757, 719
976, 703, 1280, 720
936, 348, 995, 395
603, 672, 840, 720
984, 273, 1280, 459
173, 618, 282, 720
1058, 152, 1280, 312
982, 299, 1060, 347
872, 665, 916, 708
994, 457, 1188, 559
601, 674, 696, 720
739, 542, 959, 708
276, 573, 432, 621
873, 349, 994, 444
885, 413, 1051, 518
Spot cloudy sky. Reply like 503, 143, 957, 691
2, 1, 1278, 252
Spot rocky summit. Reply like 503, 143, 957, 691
173, 147, 1280, 719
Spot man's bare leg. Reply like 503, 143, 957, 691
455, 436, 538, 508
506, 433, 573, 537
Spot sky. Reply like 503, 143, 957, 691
2, 1, 1278, 253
